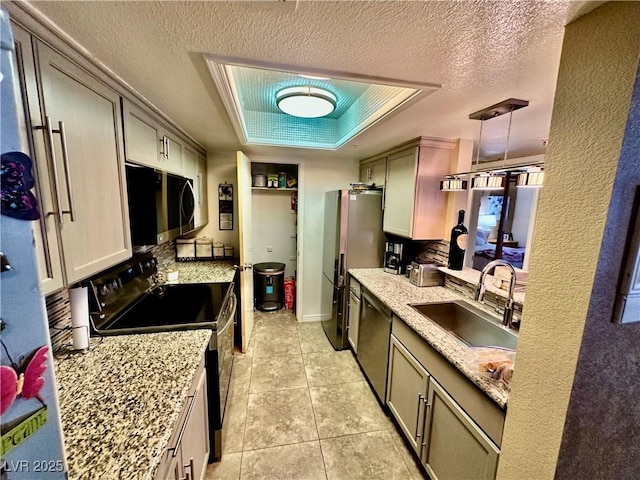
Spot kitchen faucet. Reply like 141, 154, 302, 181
474, 259, 517, 329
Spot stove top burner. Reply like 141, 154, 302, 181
86, 253, 231, 335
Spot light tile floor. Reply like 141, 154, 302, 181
206, 310, 427, 480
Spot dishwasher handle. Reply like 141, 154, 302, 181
362, 289, 392, 318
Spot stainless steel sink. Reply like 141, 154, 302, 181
410, 300, 518, 350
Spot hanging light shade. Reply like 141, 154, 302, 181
440, 176, 468, 191
471, 173, 505, 190
517, 167, 545, 187
276, 86, 337, 118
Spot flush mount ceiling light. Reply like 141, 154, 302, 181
276, 86, 337, 118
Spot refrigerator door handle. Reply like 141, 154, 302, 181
337, 253, 345, 287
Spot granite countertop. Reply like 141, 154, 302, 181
169, 260, 236, 284
348, 268, 511, 408
54, 330, 211, 480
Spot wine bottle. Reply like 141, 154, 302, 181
447, 210, 468, 270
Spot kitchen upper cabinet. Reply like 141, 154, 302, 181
359, 156, 387, 187
422, 379, 499, 480
194, 154, 209, 228
12, 25, 65, 294
122, 99, 162, 168
183, 145, 197, 181
122, 99, 185, 175
13, 24, 131, 290
162, 130, 183, 174
383, 138, 454, 240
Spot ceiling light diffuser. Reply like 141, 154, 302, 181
276, 86, 337, 118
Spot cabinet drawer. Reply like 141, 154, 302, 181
392, 318, 505, 447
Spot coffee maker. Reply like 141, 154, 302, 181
384, 241, 404, 274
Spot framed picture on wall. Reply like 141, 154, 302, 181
218, 183, 233, 230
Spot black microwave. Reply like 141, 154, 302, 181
125, 163, 195, 248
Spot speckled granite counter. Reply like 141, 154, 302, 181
170, 260, 236, 284
348, 268, 511, 408
54, 330, 211, 480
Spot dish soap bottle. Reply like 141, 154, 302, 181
447, 210, 468, 270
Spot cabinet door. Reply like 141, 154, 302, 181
387, 335, 429, 455
360, 157, 387, 187
183, 145, 197, 181
122, 99, 162, 168
422, 379, 499, 480
347, 290, 361, 353
163, 130, 183, 175
181, 368, 209, 480
36, 40, 131, 283
194, 154, 208, 228
383, 149, 417, 238
12, 24, 65, 294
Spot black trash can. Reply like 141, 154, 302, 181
254, 262, 286, 311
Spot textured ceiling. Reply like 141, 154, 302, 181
24, 0, 601, 161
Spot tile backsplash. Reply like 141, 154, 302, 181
407, 240, 449, 266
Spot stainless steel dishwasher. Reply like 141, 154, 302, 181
357, 288, 392, 404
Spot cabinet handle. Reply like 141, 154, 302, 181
421, 397, 431, 447
54, 121, 76, 221
36, 116, 65, 224
169, 391, 197, 458
183, 458, 194, 480
415, 393, 423, 439
165, 137, 170, 161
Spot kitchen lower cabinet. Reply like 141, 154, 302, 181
388, 317, 505, 480
422, 379, 499, 480
155, 359, 209, 480
386, 335, 429, 454
13, 24, 131, 289
347, 278, 361, 352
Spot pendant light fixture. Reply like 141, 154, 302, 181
468, 98, 529, 190
440, 176, 468, 191
276, 86, 337, 118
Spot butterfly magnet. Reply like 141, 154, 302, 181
0, 344, 49, 415
0, 151, 40, 221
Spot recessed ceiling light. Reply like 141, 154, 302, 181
276, 86, 337, 118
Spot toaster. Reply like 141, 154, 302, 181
409, 262, 443, 287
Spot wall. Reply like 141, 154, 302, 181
497, 3, 640, 479
205, 152, 358, 321
251, 190, 297, 278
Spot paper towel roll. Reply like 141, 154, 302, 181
70, 285, 90, 350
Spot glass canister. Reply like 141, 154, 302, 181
224, 245, 233, 258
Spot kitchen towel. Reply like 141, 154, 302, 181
70, 285, 90, 350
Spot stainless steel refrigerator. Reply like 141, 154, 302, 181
321, 190, 384, 350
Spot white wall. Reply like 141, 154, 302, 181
299, 157, 359, 321
198, 152, 240, 254
251, 190, 297, 278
